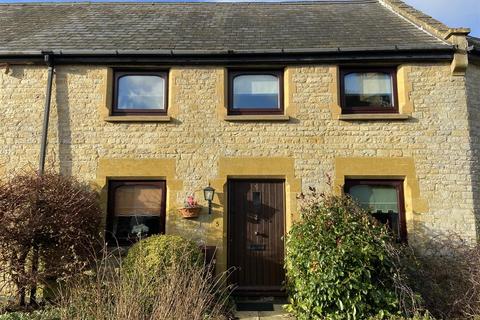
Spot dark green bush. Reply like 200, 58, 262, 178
123, 234, 203, 276
285, 192, 402, 320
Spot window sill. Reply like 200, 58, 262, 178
224, 115, 290, 122
339, 114, 411, 121
104, 115, 171, 123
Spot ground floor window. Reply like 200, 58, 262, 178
107, 180, 166, 246
344, 179, 407, 242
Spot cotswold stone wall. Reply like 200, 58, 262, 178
0, 63, 477, 262
467, 63, 480, 240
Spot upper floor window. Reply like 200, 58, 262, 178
228, 71, 283, 115
113, 71, 168, 115
106, 180, 166, 246
344, 179, 406, 242
340, 68, 398, 114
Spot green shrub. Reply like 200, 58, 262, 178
285, 192, 402, 320
122, 234, 203, 276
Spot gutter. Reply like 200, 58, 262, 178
0, 44, 455, 57
0, 47, 455, 66
38, 53, 54, 175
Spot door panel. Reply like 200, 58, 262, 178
228, 179, 285, 294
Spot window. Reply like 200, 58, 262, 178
107, 180, 166, 245
113, 71, 168, 115
344, 179, 406, 242
228, 71, 283, 115
340, 68, 398, 114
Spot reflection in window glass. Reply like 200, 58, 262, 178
344, 72, 393, 109
347, 184, 401, 239
117, 75, 165, 110
233, 75, 279, 109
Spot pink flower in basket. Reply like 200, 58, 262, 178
185, 195, 198, 208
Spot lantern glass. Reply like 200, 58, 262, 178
203, 186, 215, 201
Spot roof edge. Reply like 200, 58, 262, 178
378, 0, 470, 43
0, 45, 454, 57
378, 0, 470, 75
0, 48, 454, 66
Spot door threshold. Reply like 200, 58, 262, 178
235, 298, 288, 312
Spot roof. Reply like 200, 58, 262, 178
0, 0, 451, 56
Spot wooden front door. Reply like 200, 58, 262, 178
228, 179, 285, 295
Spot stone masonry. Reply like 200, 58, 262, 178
0, 62, 478, 268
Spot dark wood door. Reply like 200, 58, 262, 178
228, 179, 285, 294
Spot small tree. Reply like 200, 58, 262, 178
285, 190, 406, 320
0, 171, 101, 307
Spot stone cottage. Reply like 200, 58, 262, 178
0, 0, 479, 295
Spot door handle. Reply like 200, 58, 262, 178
255, 231, 259, 236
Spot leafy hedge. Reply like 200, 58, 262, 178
123, 234, 203, 276
285, 192, 401, 320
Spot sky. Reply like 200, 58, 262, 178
0, 0, 478, 37
403, 0, 479, 37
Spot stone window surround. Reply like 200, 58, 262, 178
334, 65, 414, 121
102, 68, 174, 123
95, 158, 182, 235
334, 157, 429, 238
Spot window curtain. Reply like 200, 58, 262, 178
345, 73, 392, 95
349, 185, 398, 213
114, 185, 163, 217
234, 75, 279, 95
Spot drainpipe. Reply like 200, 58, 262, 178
28, 53, 55, 306
38, 53, 54, 175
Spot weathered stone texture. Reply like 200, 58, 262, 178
0, 63, 477, 249
467, 64, 480, 238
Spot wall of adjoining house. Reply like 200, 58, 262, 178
467, 63, 480, 240
0, 63, 476, 271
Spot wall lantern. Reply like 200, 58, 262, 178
203, 184, 215, 215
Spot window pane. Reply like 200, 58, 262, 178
117, 75, 165, 110
348, 184, 400, 238
233, 75, 279, 109
344, 72, 393, 108
253, 191, 262, 210
114, 185, 163, 217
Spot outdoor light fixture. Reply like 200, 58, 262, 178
203, 184, 215, 215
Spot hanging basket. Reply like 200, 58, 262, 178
179, 207, 202, 219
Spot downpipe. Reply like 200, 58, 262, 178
29, 53, 54, 306
38, 53, 54, 175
